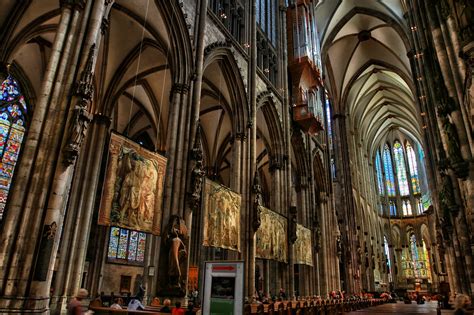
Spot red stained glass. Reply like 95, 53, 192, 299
0, 74, 27, 221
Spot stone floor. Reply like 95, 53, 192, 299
346, 301, 450, 314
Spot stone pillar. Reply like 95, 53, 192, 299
0, 1, 108, 312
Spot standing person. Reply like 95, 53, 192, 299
68, 288, 88, 315
453, 294, 471, 315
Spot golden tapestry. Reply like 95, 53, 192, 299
202, 179, 241, 251
98, 132, 167, 235
256, 206, 288, 263
295, 224, 313, 266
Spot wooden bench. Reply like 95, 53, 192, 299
89, 306, 172, 315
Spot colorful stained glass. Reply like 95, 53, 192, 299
383, 144, 395, 196
393, 142, 409, 195
422, 240, 432, 282
406, 143, 420, 193
137, 233, 146, 262
128, 231, 139, 261
118, 229, 129, 259
107, 227, 147, 264
410, 234, 420, 278
108, 227, 120, 258
389, 201, 397, 216
375, 151, 384, 195
402, 200, 412, 216
0, 74, 27, 221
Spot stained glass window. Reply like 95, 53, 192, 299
406, 143, 420, 194
393, 141, 409, 196
422, 240, 432, 282
402, 200, 412, 216
375, 151, 384, 195
410, 234, 421, 278
389, 201, 397, 216
383, 144, 395, 196
384, 236, 392, 282
416, 198, 424, 214
0, 74, 27, 221
107, 227, 147, 265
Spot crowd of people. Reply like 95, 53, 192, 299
67, 286, 201, 315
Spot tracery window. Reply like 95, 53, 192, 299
402, 199, 412, 216
0, 74, 27, 221
410, 234, 420, 278
384, 236, 392, 282
383, 144, 395, 196
393, 141, 409, 196
107, 227, 147, 265
389, 200, 397, 216
375, 151, 384, 195
406, 143, 420, 194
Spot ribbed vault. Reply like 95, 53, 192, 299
318, 0, 422, 157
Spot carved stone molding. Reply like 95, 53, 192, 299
63, 45, 96, 166
252, 170, 263, 232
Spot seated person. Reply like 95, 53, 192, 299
160, 299, 172, 313
185, 303, 195, 315
172, 301, 185, 315
150, 297, 161, 307
110, 298, 123, 310
89, 294, 102, 308
128, 296, 145, 311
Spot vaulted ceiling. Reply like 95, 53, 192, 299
316, 0, 423, 157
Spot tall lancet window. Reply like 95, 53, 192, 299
406, 143, 420, 194
393, 141, 409, 196
375, 151, 384, 195
384, 236, 392, 282
0, 74, 28, 221
383, 144, 395, 196
410, 234, 421, 278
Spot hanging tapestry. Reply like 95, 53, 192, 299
98, 132, 166, 235
294, 224, 313, 266
202, 179, 241, 251
256, 206, 288, 263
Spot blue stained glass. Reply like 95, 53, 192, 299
375, 151, 384, 195
406, 143, 420, 193
389, 201, 397, 216
393, 142, 409, 196
107, 227, 147, 264
0, 74, 27, 221
410, 234, 421, 278
383, 144, 396, 196
128, 231, 139, 261
117, 229, 129, 259
107, 227, 120, 258
137, 233, 146, 262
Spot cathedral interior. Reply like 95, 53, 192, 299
0, 0, 472, 313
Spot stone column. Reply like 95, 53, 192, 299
0, 1, 101, 312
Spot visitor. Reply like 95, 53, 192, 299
110, 298, 123, 310
279, 288, 286, 299
67, 288, 88, 315
89, 294, 102, 308
150, 297, 161, 306
453, 294, 471, 315
160, 299, 172, 313
172, 301, 185, 315
128, 296, 145, 311
185, 302, 195, 315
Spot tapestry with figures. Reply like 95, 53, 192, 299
98, 132, 166, 235
295, 224, 313, 266
256, 206, 288, 263
202, 179, 241, 251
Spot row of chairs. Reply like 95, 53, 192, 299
244, 298, 386, 315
